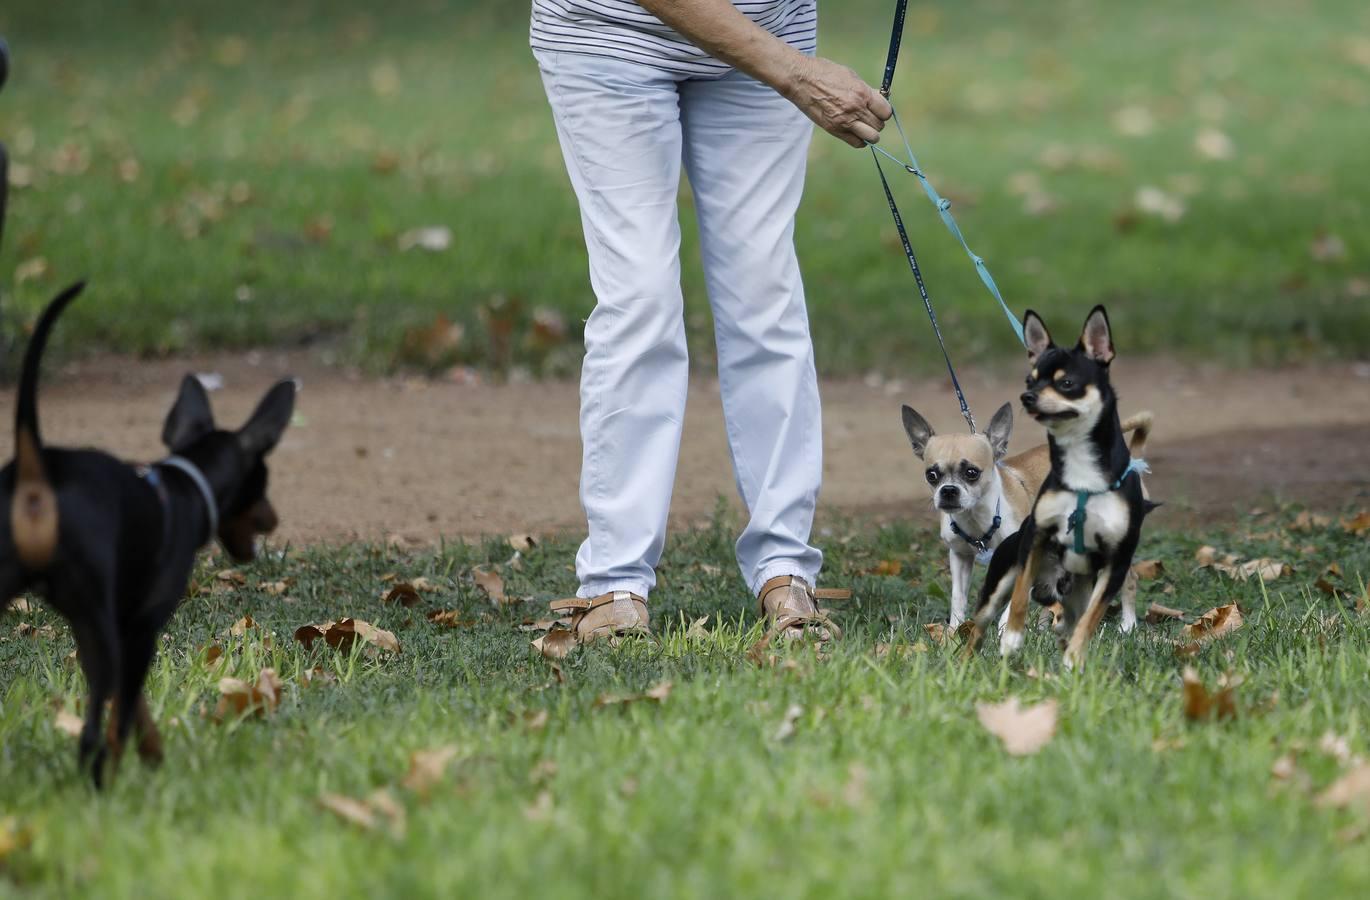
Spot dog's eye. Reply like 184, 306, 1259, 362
1059, 379, 1075, 391
925, 469, 939, 485
965, 468, 981, 482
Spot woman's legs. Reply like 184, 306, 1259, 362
679, 69, 824, 596
537, 51, 690, 600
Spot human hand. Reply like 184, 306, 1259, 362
781, 55, 893, 148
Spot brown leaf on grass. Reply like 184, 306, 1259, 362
595, 680, 673, 709
319, 793, 377, 830
427, 610, 475, 628
366, 789, 407, 837
1315, 577, 1340, 597
524, 790, 554, 822
296, 619, 400, 654
260, 579, 293, 596
398, 313, 464, 365
294, 624, 326, 649
299, 666, 336, 688
381, 582, 422, 607
216, 569, 247, 587
1293, 511, 1332, 532
924, 622, 949, 643
10, 598, 34, 613
684, 615, 711, 640
1270, 753, 1299, 781
472, 568, 507, 605
214, 668, 284, 721
1196, 547, 1291, 582
871, 559, 902, 577
772, 703, 804, 742
531, 628, 575, 660
0, 817, 33, 863
410, 576, 440, 593
522, 709, 550, 731
1181, 667, 1239, 721
508, 533, 538, 552
1145, 603, 1187, 624
402, 745, 461, 797
1182, 605, 1244, 644
229, 615, 257, 637
1318, 731, 1358, 767
201, 644, 224, 665
15, 622, 57, 639
976, 698, 1058, 756
1343, 511, 1370, 536
54, 708, 83, 738
1132, 559, 1165, 580
1316, 764, 1370, 809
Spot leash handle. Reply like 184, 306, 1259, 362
879, 0, 908, 98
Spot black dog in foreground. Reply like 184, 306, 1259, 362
969, 306, 1157, 669
1, 287, 296, 785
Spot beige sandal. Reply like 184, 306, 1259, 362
550, 591, 650, 642
756, 575, 850, 642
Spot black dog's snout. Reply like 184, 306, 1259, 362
1020, 391, 1037, 410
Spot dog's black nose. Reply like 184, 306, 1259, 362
939, 485, 959, 499
1020, 391, 1037, 409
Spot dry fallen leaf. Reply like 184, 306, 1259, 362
1181, 667, 1238, 721
260, 579, 293, 596
522, 709, 549, 731
216, 569, 248, 587
1343, 511, 1370, 536
1196, 547, 1291, 582
508, 533, 538, 552
773, 703, 804, 742
684, 615, 711, 640
381, 582, 422, 607
1132, 559, 1165, 580
524, 790, 555, 822
1293, 511, 1332, 532
924, 622, 949, 643
531, 628, 576, 661
1182, 605, 1244, 644
976, 698, 1058, 756
403, 745, 461, 797
319, 793, 378, 830
1316, 763, 1370, 809
296, 619, 400, 654
229, 614, 257, 637
472, 568, 507, 605
299, 666, 336, 688
214, 668, 284, 721
1145, 603, 1186, 624
872, 559, 902, 577
595, 680, 673, 708
54, 708, 83, 738
10, 598, 34, 613
427, 609, 475, 628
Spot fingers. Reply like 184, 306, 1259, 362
869, 88, 894, 122
850, 120, 882, 146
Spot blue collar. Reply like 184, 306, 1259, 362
142, 456, 219, 545
950, 498, 1002, 554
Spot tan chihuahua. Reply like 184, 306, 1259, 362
902, 402, 1152, 631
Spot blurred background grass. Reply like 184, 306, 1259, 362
0, 0, 1366, 376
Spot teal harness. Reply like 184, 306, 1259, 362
1066, 459, 1150, 554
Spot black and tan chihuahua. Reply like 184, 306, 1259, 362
969, 306, 1157, 669
2, 46, 296, 784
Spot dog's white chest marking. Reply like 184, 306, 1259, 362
1035, 489, 1129, 573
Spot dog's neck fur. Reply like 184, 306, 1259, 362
1048, 395, 1130, 493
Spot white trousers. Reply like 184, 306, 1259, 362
536, 49, 824, 600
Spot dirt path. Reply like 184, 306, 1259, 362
6, 354, 1369, 545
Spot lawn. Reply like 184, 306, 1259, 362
0, 508, 1367, 897
0, 0, 1367, 375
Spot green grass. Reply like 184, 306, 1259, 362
0, 0, 1368, 374
1, 507, 1368, 897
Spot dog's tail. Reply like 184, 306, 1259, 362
10, 281, 84, 568
1120, 410, 1153, 458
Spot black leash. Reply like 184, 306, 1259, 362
870, 0, 976, 432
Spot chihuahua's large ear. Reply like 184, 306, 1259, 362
901, 405, 935, 459
163, 375, 216, 451
983, 402, 1014, 461
238, 379, 297, 457
1022, 310, 1052, 364
1078, 305, 1114, 365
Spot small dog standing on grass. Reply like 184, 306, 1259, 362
902, 401, 1151, 631
970, 305, 1157, 668
0, 285, 296, 786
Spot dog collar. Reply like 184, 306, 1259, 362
950, 498, 1002, 556
1066, 458, 1149, 554
156, 455, 220, 542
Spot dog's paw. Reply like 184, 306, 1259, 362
999, 629, 1025, 656
949, 614, 965, 631
1119, 611, 1138, 634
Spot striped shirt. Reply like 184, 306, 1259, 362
530, 0, 817, 76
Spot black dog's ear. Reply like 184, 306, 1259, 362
238, 379, 297, 457
1022, 310, 1052, 364
1078, 305, 1114, 365
163, 375, 216, 451
901, 405, 935, 460
983, 402, 1014, 461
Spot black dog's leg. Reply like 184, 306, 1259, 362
972, 528, 1022, 627
71, 610, 120, 788
112, 618, 162, 766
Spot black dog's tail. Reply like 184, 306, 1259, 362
10, 281, 84, 568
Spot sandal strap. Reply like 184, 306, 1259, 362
815, 588, 852, 601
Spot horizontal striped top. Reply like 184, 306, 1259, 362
531, 0, 817, 75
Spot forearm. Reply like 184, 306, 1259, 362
636, 0, 802, 94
